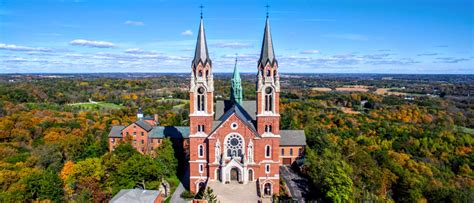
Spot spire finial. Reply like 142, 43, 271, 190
199, 4, 204, 19
265, 4, 270, 18
235, 53, 238, 63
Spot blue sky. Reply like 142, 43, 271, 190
0, 0, 472, 73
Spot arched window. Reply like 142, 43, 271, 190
290, 148, 293, 156
198, 144, 204, 157
265, 164, 270, 173
264, 87, 273, 112
265, 125, 272, 133
205, 70, 209, 78
226, 134, 243, 158
197, 87, 205, 111
267, 69, 271, 77
265, 145, 271, 158
198, 70, 203, 77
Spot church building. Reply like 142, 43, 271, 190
187, 14, 306, 197
107, 12, 306, 199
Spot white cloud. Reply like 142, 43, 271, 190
125, 48, 158, 55
213, 42, 252, 49
300, 50, 320, 54
181, 30, 193, 36
124, 20, 145, 26
69, 39, 117, 48
0, 43, 52, 52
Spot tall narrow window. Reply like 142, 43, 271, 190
199, 164, 204, 173
198, 70, 203, 77
281, 148, 284, 156
265, 164, 270, 173
264, 87, 273, 112
265, 125, 272, 133
265, 145, 271, 158
290, 148, 293, 156
198, 145, 204, 157
197, 125, 205, 133
267, 69, 271, 77
197, 87, 205, 111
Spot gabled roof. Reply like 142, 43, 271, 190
280, 130, 306, 146
109, 126, 125, 138
258, 17, 277, 67
215, 100, 256, 121
108, 125, 189, 139
192, 18, 211, 67
135, 120, 153, 132
110, 189, 160, 203
212, 103, 257, 135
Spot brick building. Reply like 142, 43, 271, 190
107, 14, 306, 199
187, 15, 305, 198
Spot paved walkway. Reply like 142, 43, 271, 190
280, 166, 311, 203
208, 181, 271, 203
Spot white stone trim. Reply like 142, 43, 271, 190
190, 176, 208, 179
189, 160, 207, 163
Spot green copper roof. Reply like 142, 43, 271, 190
230, 58, 243, 104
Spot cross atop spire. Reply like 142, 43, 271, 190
199, 4, 204, 19
265, 4, 270, 18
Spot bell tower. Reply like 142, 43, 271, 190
189, 12, 213, 194
189, 15, 214, 136
256, 15, 280, 136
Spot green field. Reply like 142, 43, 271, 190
67, 101, 122, 110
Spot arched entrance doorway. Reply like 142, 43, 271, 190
248, 169, 254, 181
264, 183, 272, 196
197, 182, 206, 193
230, 167, 239, 182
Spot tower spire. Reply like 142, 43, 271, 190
258, 11, 277, 67
192, 6, 211, 68
231, 56, 243, 104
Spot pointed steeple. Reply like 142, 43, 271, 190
231, 57, 243, 104
258, 16, 277, 67
192, 18, 211, 67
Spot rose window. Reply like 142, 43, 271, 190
226, 134, 243, 158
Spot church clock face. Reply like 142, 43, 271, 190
265, 87, 273, 94
197, 87, 205, 94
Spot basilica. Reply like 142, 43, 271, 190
187, 15, 305, 197
108, 14, 306, 198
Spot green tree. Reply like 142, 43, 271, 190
19, 170, 63, 202
155, 138, 177, 176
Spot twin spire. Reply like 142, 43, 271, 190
192, 8, 276, 69
258, 16, 277, 67
192, 18, 211, 68
192, 8, 276, 103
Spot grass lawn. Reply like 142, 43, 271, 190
67, 101, 122, 110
